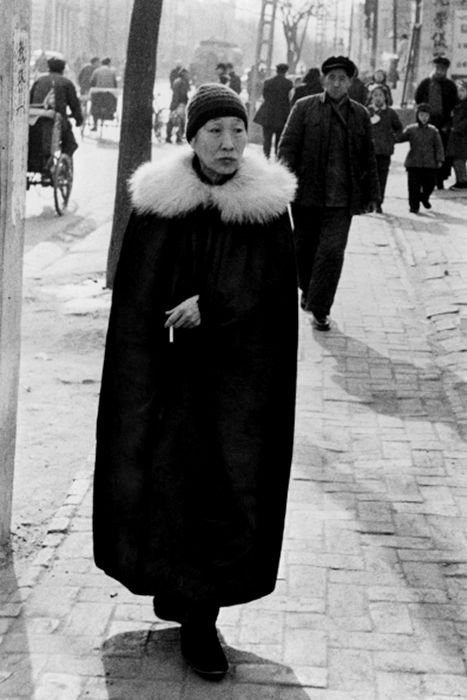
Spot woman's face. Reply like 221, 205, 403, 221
374, 70, 385, 83
191, 117, 247, 181
458, 85, 467, 101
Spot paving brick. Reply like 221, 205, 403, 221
369, 602, 413, 634
424, 673, 467, 696
376, 671, 423, 699
34, 673, 83, 700
327, 649, 374, 696
282, 628, 327, 667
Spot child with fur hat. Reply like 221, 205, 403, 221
398, 103, 444, 213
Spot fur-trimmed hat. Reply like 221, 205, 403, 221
321, 55, 356, 78
185, 83, 248, 142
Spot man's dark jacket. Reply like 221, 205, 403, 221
254, 74, 293, 131
415, 77, 458, 129
278, 93, 380, 214
30, 71, 82, 125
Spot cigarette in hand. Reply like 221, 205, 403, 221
169, 326, 174, 343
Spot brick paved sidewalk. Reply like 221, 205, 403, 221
2, 178, 467, 699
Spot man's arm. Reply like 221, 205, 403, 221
277, 101, 306, 173
66, 81, 83, 126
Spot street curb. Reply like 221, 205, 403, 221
14, 456, 94, 600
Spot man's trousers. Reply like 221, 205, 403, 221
292, 205, 352, 318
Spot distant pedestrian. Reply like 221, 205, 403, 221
291, 67, 322, 106
89, 57, 118, 130
367, 85, 402, 211
348, 66, 368, 105
215, 62, 229, 85
225, 62, 241, 94
278, 55, 380, 331
93, 82, 297, 683
399, 103, 444, 213
166, 68, 190, 144
246, 63, 266, 109
77, 56, 100, 96
169, 59, 183, 88
447, 80, 467, 190
415, 56, 458, 188
254, 63, 293, 159
30, 57, 83, 157
366, 69, 393, 106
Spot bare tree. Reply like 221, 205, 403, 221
278, 0, 325, 71
106, 0, 163, 288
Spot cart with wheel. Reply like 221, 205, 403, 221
27, 106, 73, 216
89, 87, 119, 137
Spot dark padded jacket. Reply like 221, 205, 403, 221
278, 93, 380, 214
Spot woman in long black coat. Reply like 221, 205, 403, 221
93, 84, 298, 680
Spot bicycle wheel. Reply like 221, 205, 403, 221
53, 153, 73, 216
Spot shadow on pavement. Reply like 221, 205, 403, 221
293, 323, 467, 678
0, 559, 33, 698
101, 627, 314, 698
310, 324, 465, 441
396, 210, 467, 230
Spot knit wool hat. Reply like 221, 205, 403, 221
186, 83, 248, 142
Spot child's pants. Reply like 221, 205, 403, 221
453, 158, 467, 183
407, 167, 437, 210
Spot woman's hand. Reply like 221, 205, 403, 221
164, 295, 201, 329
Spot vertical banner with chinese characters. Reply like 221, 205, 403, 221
0, 2, 30, 546
452, 9, 467, 78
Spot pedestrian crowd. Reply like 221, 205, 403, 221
27, 46, 467, 685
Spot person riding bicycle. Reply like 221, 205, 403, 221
30, 57, 83, 157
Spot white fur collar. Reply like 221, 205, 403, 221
130, 147, 296, 224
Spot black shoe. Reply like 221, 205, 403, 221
421, 199, 432, 209
449, 182, 467, 190
90, 126, 97, 132
437, 183, 444, 190
312, 315, 331, 331
375, 203, 383, 213
409, 207, 419, 213
180, 622, 228, 681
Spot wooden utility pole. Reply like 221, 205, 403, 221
106, 0, 163, 287
371, 0, 379, 70
248, 0, 278, 126
0, 1, 30, 548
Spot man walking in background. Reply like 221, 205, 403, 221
415, 56, 458, 189
254, 63, 293, 159
279, 56, 380, 331
225, 62, 241, 94
166, 67, 191, 144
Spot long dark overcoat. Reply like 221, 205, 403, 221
447, 99, 467, 160
93, 149, 298, 613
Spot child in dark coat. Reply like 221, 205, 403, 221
367, 86, 403, 211
399, 103, 444, 213
447, 80, 467, 190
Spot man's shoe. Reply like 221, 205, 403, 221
409, 207, 419, 213
180, 623, 228, 681
450, 182, 467, 190
421, 198, 432, 209
312, 315, 331, 331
